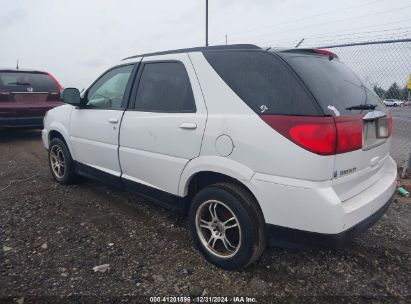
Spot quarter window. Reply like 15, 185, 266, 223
203, 51, 320, 116
134, 62, 196, 113
86, 65, 133, 110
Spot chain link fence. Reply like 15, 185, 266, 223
313, 38, 411, 164
317, 38, 411, 103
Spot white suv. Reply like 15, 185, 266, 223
383, 99, 405, 107
42, 45, 397, 269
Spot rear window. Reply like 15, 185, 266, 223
0, 72, 59, 92
203, 51, 321, 116
278, 53, 384, 115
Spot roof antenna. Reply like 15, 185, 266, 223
295, 38, 304, 48
16, 59, 19, 70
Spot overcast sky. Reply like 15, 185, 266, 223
1, 0, 410, 89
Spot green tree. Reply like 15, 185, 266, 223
373, 85, 386, 99
385, 82, 405, 100
401, 86, 409, 101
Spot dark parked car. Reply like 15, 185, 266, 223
0, 69, 63, 128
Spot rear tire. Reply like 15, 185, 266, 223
48, 138, 77, 184
189, 183, 266, 270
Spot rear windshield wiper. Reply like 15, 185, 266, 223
8, 82, 31, 86
346, 104, 377, 111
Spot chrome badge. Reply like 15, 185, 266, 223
260, 105, 268, 113
338, 167, 357, 177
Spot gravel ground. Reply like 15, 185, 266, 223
0, 129, 410, 304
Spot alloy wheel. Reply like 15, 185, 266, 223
50, 145, 66, 179
195, 200, 242, 258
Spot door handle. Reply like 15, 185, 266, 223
179, 122, 197, 130
108, 118, 119, 124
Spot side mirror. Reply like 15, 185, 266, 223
62, 88, 81, 106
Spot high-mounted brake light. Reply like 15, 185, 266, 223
314, 49, 338, 59
259, 115, 363, 155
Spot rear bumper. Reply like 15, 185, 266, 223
0, 116, 43, 128
249, 156, 397, 240
266, 192, 394, 249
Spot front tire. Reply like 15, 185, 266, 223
189, 183, 266, 270
48, 138, 76, 184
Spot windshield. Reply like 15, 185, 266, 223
278, 53, 384, 115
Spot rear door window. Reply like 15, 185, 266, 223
133, 62, 196, 113
0, 72, 59, 92
278, 53, 384, 115
203, 50, 321, 116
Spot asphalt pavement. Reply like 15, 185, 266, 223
390, 107, 411, 163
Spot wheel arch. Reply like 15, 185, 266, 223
179, 157, 265, 221
48, 125, 75, 159
179, 156, 254, 195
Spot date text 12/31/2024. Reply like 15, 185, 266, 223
149, 296, 257, 303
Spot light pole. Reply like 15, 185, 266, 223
206, 0, 209, 47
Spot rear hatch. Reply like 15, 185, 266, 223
0, 70, 62, 117
278, 49, 392, 201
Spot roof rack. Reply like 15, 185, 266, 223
122, 44, 261, 60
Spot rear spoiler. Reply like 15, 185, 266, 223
279, 48, 339, 59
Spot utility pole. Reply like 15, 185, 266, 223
16, 59, 19, 70
205, 0, 209, 47
225, 34, 228, 45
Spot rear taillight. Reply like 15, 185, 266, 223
47, 72, 62, 92
386, 114, 393, 137
260, 115, 337, 155
334, 116, 362, 154
46, 91, 61, 101
0, 90, 11, 102
259, 115, 363, 155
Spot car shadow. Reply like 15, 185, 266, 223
0, 128, 42, 142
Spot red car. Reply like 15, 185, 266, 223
0, 69, 63, 128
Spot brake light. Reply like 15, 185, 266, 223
46, 91, 61, 101
386, 114, 393, 137
47, 72, 62, 92
314, 49, 338, 59
260, 115, 337, 155
0, 89, 11, 102
259, 115, 363, 155
334, 116, 362, 154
